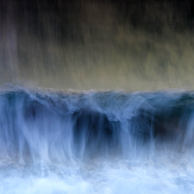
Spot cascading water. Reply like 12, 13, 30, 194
1, 85, 194, 193
1, 0, 194, 193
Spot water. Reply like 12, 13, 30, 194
1, 85, 194, 193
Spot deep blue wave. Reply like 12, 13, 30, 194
1, 87, 194, 163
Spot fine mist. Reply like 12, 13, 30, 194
0, 0, 194, 91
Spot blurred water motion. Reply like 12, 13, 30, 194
1, 87, 194, 193
1, 1, 194, 193
1, 88, 194, 163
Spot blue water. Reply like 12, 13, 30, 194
1, 85, 194, 193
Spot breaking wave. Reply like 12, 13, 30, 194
1, 85, 194, 193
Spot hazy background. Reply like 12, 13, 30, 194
0, 0, 194, 91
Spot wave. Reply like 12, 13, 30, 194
1, 86, 194, 164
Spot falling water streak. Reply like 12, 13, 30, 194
0, 86, 194, 193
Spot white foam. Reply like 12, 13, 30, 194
1, 160, 194, 194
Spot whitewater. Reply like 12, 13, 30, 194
1, 85, 194, 194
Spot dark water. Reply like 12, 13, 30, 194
1, 86, 194, 193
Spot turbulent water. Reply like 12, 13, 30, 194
1, 85, 194, 193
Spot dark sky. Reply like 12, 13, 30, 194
1, 0, 194, 43
0, 0, 194, 90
